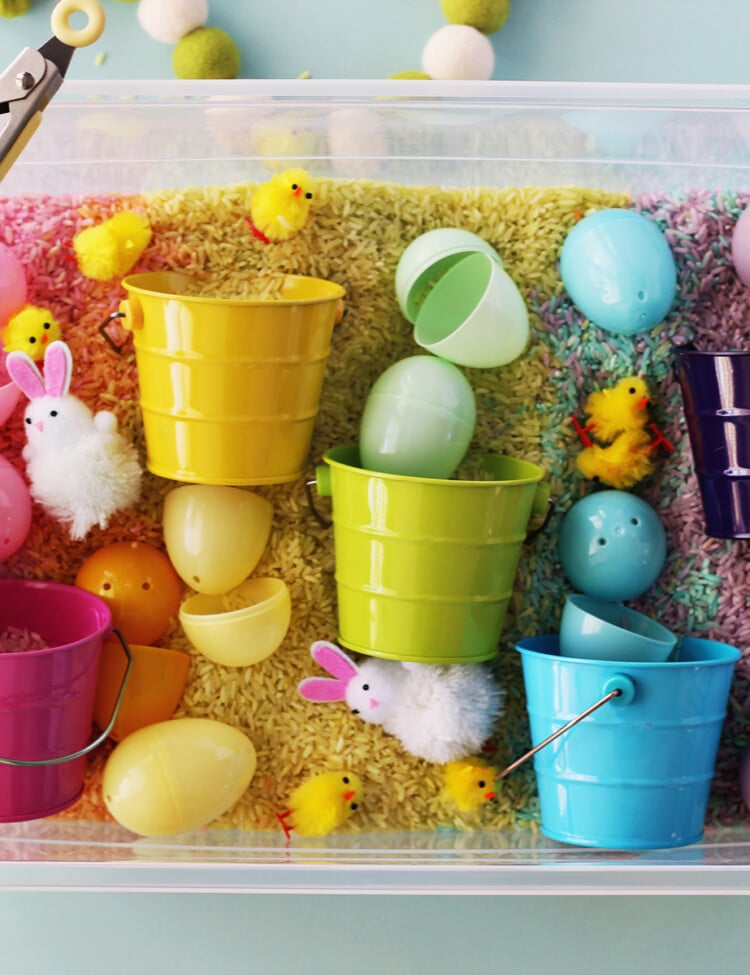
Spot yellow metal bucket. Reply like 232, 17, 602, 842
119, 272, 344, 485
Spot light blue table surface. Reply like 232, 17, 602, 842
2, 3, 750, 972
1, 0, 750, 83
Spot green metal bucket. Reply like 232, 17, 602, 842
314, 445, 549, 664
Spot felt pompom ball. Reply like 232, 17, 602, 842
440, 0, 511, 34
138, 0, 208, 44
422, 25, 495, 81
0, 0, 31, 16
173, 27, 241, 80
389, 71, 432, 80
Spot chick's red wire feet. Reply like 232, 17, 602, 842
647, 422, 675, 453
276, 809, 293, 840
571, 414, 596, 447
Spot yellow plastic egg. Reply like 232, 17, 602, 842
162, 485, 273, 595
102, 718, 256, 837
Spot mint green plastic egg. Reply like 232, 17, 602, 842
359, 355, 476, 479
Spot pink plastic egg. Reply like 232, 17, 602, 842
731, 207, 750, 287
0, 244, 27, 327
0, 455, 31, 559
0, 353, 21, 426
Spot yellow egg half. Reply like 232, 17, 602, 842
102, 718, 256, 837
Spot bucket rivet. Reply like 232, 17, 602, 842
602, 674, 636, 707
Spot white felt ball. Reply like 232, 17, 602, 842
137, 0, 209, 44
422, 24, 495, 81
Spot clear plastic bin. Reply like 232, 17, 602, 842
1, 80, 750, 917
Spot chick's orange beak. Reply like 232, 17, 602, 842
293, 185, 303, 197
343, 789, 356, 801
636, 395, 650, 410
484, 791, 497, 801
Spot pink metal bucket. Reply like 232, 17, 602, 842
0, 579, 132, 822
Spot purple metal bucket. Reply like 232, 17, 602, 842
673, 345, 750, 538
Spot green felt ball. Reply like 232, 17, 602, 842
440, 0, 511, 34
0, 0, 31, 17
173, 27, 241, 80
388, 71, 431, 80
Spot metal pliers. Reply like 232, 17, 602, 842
0, 0, 105, 183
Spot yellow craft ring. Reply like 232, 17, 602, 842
50, 0, 106, 48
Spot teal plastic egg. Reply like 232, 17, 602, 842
560, 209, 676, 336
557, 490, 667, 601
359, 355, 476, 478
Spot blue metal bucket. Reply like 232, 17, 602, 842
516, 634, 740, 849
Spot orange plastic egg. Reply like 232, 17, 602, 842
94, 639, 191, 742
75, 540, 183, 645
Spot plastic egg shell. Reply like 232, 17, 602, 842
102, 718, 256, 837
162, 485, 272, 595
731, 206, 750, 287
358, 355, 476, 478
557, 490, 667, 602
0, 455, 31, 560
0, 243, 26, 325
560, 209, 677, 336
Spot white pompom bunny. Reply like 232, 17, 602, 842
6, 340, 143, 540
298, 641, 504, 764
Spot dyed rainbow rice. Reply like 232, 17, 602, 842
0, 177, 748, 834
0, 627, 48, 653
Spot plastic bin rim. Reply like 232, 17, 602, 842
53, 78, 750, 110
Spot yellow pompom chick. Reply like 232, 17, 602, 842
442, 760, 498, 813
73, 211, 152, 282
1, 305, 62, 361
576, 427, 657, 490
247, 168, 316, 244
277, 771, 363, 838
580, 375, 651, 444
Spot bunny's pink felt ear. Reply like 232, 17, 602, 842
6, 350, 45, 400
42, 341, 72, 398
298, 676, 348, 703
310, 640, 359, 681
297, 642, 359, 703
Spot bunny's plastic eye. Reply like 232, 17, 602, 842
362, 684, 369, 691
24, 417, 31, 425
351, 709, 359, 715
50, 410, 58, 417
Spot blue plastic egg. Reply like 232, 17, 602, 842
557, 490, 667, 602
560, 209, 676, 336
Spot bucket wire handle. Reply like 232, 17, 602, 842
98, 310, 128, 354
524, 496, 556, 543
495, 675, 635, 783
305, 477, 332, 529
0, 627, 133, 768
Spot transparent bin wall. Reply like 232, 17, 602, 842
5, 79, 750, 195
3, 79, 750, 889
